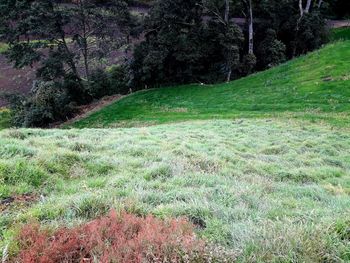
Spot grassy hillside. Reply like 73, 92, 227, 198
72, 40, 350, 128
1, 119, 350, 261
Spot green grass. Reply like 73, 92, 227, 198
0, 108, 11, 130
0, 43, 8, 54
71, 40, 350, 129
331, 27, 350, 41
1, 119, 350, 261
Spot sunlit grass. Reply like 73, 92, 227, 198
71, 40, 350, 129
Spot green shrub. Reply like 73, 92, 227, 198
88, 69, 112, 99
108, 64, 130, 95
87, 66, 129, 99
257, 29, 286, 69
3, 81, 74, 127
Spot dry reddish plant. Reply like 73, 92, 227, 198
13, 210, 206, 263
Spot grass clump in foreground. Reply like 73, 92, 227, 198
1, 119, 350, 261
71, 40, 350, 129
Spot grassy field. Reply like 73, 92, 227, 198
1, 119, 350, 261
71, 40, 350, 129
1, 31, 350, 261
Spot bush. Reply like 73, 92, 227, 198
108, 64, 130, 95
88, 66, 130, 99
13, 211, 206, 263
88, 69, 112, 99
293, 12, 329, 55
240, 53, 257, 76
2, 81, 74, 127
256, 29, 286, 69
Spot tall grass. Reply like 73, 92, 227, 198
1, 119, 349, 261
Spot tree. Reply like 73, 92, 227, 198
0, 0, 132, 97
256, 29, 286, 69
131, 0, 207, 87
201, 0, 243, 82
243, 0, 254, 55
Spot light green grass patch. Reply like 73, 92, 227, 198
1, 119, 350, 261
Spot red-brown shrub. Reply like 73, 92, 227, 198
13, 211, 207, 263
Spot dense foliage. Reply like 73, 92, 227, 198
131, 0, 329, 88
0, 0, 133, 127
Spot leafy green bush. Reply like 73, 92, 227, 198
108, 65, 130, 95
3, 81, 74, 127
88, 66, 130, 99
88, 69, 112, 99
256, 29, 286, 69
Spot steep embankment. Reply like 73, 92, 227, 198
71, 40, 350, 128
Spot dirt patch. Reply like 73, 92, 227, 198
327, 20, 350, 28
0, 55, 37, 107
55, 94, 125, 127
0, 193, 38, 212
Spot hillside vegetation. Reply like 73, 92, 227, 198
72, 40, 350, 128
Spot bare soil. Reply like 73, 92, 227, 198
0, 193, 38, 212
0, 55, 37, 107
54, 94, 124, 128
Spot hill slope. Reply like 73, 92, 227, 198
72, 40, 350, 128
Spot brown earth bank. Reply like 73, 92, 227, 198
0, 55, 37, 107
52, 94, 124, 128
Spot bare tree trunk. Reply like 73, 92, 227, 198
299, 0, 304, 17
293, 0, 305, 57
78, 0, 90, 81
225, 0, 231, 82
248, 0, 254, 55
317, 0, 323, 8
305, 0, 312, 13
224, 0, 230, 23
226, 67, 232, 82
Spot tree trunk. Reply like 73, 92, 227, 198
78, 0, 90, 81
299, 0, 304, 17
305, 0, 312, 13
293, 0, 305, 57
224, 0, 230, 23
225, 0, 231, 82
83, 44, 89, 81
226, 67, 232, 83
248, 0, 254, 55
317, 0, 323, 8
